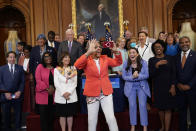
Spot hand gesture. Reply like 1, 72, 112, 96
15, 91, 21, 99
5, 93, 12, 100
132, 71, 139, 78
155, 60, 168, 68
110, 42, 118, 54
169, 85, 176, 96
48, 86, 55, 95
63, 92, 71, 100
86, 39, 97, 56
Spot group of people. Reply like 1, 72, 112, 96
0, 27, 196, 131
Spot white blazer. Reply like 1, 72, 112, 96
54, 67, 78, 104
136, 41, 154, 63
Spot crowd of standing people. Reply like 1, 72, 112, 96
0, 27, 196, 131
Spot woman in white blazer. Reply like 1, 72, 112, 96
54, 52, 78, 131
136, 31, 154, 63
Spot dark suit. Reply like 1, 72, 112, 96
88, 11, 111, 40
176, 50, 196, 131
29, 45, 57, 77
57, 40, 83, 65
0, 64, 25, 131
45, 41, 60, 52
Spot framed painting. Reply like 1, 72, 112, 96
72, 0, 123, 40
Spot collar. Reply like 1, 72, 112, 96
8, 63, 15, 68
181, 49, 191, 56
48, 40, 54, 44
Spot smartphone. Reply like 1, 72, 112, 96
102, 41, 114, 48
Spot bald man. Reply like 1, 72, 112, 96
57, 29, 83, 65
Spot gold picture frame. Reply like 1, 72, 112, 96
71, 0, 124, 38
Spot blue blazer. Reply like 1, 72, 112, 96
122, 60, 151, 97
29, 45, 57, 76
0, 64, 25, 101
176, 50, 196, 94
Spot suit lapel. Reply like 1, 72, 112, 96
6, 64, 14, 79
64, 41, 69, 53
13, 65, 18, 79
183, 50, 193, 69
38, 46, 42, 62
177, 54, 182, 70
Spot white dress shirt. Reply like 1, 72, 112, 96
8, 63, 15, 73
23, 58, 29, 71
94, 59, 100, 74
48, 40, 55, 48
181, 49, 191, 62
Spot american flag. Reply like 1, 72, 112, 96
105, 25, 112, 41
86, 26, 93, 40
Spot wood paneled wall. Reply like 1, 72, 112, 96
0, 0, 178, 46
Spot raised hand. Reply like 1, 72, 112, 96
110, 41, 118, 54
85, 39, 97, 56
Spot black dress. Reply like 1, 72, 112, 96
149, 55, 177, 110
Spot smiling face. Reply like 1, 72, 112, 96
44, 55, 52, 65
62, 55, 70, 66
128, 48, 139, 62
7, 53, 16, 64
166, 35, 174, 45
179, 37, 191, 52
93, 42, 102, 58
118, 38, 126, 49
77, 35, 85, 45
154, 43, 164, 56
139, 32, 147, 44
66, 29, 74, 41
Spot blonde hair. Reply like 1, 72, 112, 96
116, 37, 126, 47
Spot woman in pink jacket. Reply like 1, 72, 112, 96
35, 52, 55, 131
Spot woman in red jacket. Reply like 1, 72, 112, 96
74, 39, 122, 131
35, 52, 55, 131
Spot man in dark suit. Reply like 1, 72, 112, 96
57, 29, 83, 65
46, 31, 60, 52
176, 36, 196, 131
0, 51, 25, 131
87, 4, 111, 40
29, 34, 57, 79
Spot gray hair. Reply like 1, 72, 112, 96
179, 36, 191, 43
